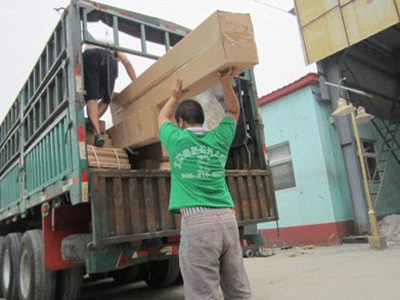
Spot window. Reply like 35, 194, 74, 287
267, 142, 296, 191
361, 140, 379, 181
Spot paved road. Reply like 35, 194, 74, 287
1, 243, 397, 300
76, 243, 400, 300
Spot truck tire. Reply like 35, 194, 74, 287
0, 232, 22, 300
56, 267, 84, 300
173, 271, 183, 285
245, 249, 255, 258
144, 257, 180, 288
88, 272, 109, 281
17, 230, 56, 300
0, 236, 4, 297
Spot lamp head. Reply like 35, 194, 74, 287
331, 97, 356, 117
355, 106, 374, 125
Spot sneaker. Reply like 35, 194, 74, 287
94, 134, 105, 148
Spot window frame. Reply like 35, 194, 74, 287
267, 142, 296, 191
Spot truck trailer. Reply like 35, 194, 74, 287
0, 1, 277, 299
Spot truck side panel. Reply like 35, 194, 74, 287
0, 164, 20, 210
0, 9, 84, 221
25, 115, 70, 194
90, 169, 276, 245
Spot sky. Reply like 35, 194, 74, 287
0, 0, 316, 124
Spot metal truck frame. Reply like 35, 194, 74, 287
0, 1, 277, 299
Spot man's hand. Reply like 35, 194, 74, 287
171, 79, 188, 100
158, 78, 188, 128
217, 67, 237, 86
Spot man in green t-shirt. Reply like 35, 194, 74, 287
158, 67, 252, 300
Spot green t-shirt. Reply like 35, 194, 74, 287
158, 117, 236, 213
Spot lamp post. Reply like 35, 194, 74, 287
331, 79, 387, 250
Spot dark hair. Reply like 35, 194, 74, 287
174, 99, 204, 125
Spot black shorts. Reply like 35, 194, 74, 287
83, 48, 119, 104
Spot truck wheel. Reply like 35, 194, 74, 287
144, 257, 180, 288
173, 271, 183, 285
0, 232, 22, 300
56, 267, 84, 300
88, 272, 109, 281
245, 249, 255, 258
18, 230, 56, 300
110, 265, 140, 284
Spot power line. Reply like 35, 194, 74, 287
252, 0, 294, 15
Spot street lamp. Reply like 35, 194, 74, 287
331, 79, 387, 250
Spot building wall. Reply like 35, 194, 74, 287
258, 84, 355, 246
313, 91, 354, 222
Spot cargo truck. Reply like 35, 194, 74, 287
0, 1, 277, 299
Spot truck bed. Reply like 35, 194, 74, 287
89, 169, 276, 245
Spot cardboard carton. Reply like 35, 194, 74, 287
108, 10, 258, 149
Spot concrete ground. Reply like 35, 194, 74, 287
2, 242, 397, 300
247, 242, 400, 300
75, 242, 400, 300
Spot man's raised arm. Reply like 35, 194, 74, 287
218, 67, 240, 124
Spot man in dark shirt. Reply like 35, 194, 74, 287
83, 42, 136, 147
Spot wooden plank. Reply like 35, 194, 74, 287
106, 178, 116, 237
128, 177, 142, 234
121, 178, 133, 235
87, 162, 131, 169
265, 174, 277, 218
92, 177, 108, 241
87, 151, 128, 159
255, 175, 268, 219
246, 175, 261, 219
158, 177, 170, 231
237, 176, 251, 221
143, 178, 157, 233
113, 177, 125, 236
87, 147, 127, 156
88, 156, 129, 165
88, 154, 129, 161
89, 168, 276, 245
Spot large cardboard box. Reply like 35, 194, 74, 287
108, 10, 258, 149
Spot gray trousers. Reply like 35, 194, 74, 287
179, 208, 252, 300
